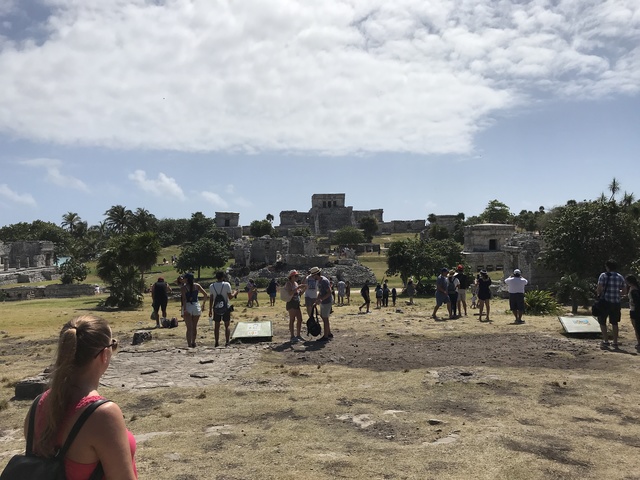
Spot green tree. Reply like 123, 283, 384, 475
104, 205, 133, 235
333, 226, 366, 246
59, 258, 89, 284
157, 218, 189, 246
249, 219, 274, 237
358, 216, 379, 242
291, 227, 312, 237
429, 224, 450, 240
96, 232, 161, 308
61, 212, 82, 235
132, 208, 158, 233
478, 200, 513, 224
187, 212, 216, 242
554, 274, 593, 314
386, 238, 463, 286
266, 213, 275, 223
176, 237, 229, 278
543, 200, 640, 279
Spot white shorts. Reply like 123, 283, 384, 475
319, 303, 332, 318
184, 302, 202, 316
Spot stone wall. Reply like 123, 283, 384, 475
0, 267, 60, 286
0, 241, 55, 270
214, 212, 240, 227
380, 220, 426, 234
1, 283, 96, 301
502, 233, 556, 289
463, 224, 516, 252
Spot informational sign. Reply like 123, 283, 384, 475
231, 321, 273, 341
558, 316, 601, 334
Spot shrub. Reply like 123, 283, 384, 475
253, 277, 269, 289
525, 290, 562, 315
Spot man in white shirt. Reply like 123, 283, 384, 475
208, 271, 238, 347
505, 269, 528, 324
303, 267, 320, 317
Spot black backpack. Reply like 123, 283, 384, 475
211, 284, 228, 316
1, 394, 109, 480
307, 305, 322, 337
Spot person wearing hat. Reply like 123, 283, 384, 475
304, 267, 321, 318
181, 272, 208, 348
312, 267, 333, 342
284, 270, 306, 342
476, 270, 492, 321
505, 269, 528, 324
454, 265, 469, 316
151, 276, 172, 327
432, 268, 452, 320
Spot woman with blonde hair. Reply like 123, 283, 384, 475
24, 315, 137, 479
181, 272, 208, 348
284, 270, 305, 342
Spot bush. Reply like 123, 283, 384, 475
524, 290, 562, 315
59, 258, 89, 284
253, 277, 270, 289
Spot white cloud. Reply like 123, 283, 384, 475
0, 183, 36, 206
128, 170, 186, 200
200, 191, 229, 209
0, 1, 638, 154
20, 157, 89, 192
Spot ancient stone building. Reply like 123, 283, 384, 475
0, 241, 55, 271
232, 236, 323, 267
502, 233, 556, 289
214, 212, 243, 240
461, 224, 516, 272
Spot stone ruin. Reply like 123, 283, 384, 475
502, 233, 556, 290
0, 240, 60, 286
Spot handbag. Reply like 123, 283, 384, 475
1, 394, 109, 480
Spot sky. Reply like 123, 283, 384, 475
1, 0, 639, 229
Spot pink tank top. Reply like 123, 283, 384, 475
35, 390, 137, 480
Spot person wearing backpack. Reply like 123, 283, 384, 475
208, 271, 238, 348
266, 278, 278, 306
447, 269, 460, 318
5, 315, 138, 479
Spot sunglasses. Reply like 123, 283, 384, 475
94, 339, 118, 358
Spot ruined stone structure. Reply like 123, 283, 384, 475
461, 224, 516, 272
214, 212, 243, 240
0, 283, 95, 301
0, 241, 55, 270
502, 233, 556, 289
232, 236, 326, 268
277, 194, 386, 236
380, 220, 426, 234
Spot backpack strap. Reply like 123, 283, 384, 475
56, 399, 111, 459
25, 393, 44, 455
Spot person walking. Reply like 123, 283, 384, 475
596, 260, 626, 349
432, 268, 452, 319
208, 271, 238, 347
23, 315, 138, 479
181, 272, 208, 348
359, 281, 371, 313
505, 269, 528, 324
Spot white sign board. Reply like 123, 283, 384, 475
231, 321, 273, 341
558, 316, 601, 334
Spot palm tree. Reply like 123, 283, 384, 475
608, 177, 620, 201
621, 191, 635, 208
266, 213, 275, 223
61, 212, 81, 234
132, 208, 158, 233
104, 205, 133, 235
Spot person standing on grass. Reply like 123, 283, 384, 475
345, 280, 351, 304
432, 268, 452, 319
382, 280, 390, 307
596, 260, 626, 349
391, 287, 397, 306
151, 276, 171, 327
313, 267, 333, 342
304, 268, 320, 318
505, 269, 528, 324
625, 275, 640, 351
337, 279, 346, 306
208, 271, 238, 348
405, 279, 416, 305
266, 278, 278, 306
447, 270, 459, 318
359, 281, 371, 313
476, 270, 492, 321
181, 272, 208, 348
284, 270, 305, 342
454, 264, 469, 316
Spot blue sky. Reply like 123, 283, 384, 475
1, 0, 639, 229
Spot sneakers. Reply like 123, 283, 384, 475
600, 341, 610, 348
515, 320, 525, 324
316, 336, 329, 343
290, 336, 298, 343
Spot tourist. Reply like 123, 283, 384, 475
266, 278, 278, 306
208, 271, 238, 347
176, 275, 185, 318
330, 277, 336, 305
345, 280, 351, 304
405, 279, 416, 305
505, 269, 528, 324
625, 275, 640, 351
151, 276, 172, 327
454, 264, 469, 316
284, 270, 305, 342
304, 267, 320, 318
477, 270, 492, 321
375, 283, 383, 309
432, 268, 452, 319
25, 315, 137, 479
447, 269, 459, 318
337, 279, 346, 306
596, 260, 626, 349
181, 272, 208, 348
359, 281, 370, 313
312, 267, 333, 342
382, 280, 390, 307
391, 287, 397, 306
470, 282, 478, 309
245, 279, 255, 307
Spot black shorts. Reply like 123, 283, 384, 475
597, 301, 621, 324
509, 293, 525, 311
213, 311, 231, 323
153, 299, 168, 311
286, 299, 301, 311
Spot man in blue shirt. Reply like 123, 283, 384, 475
596, 260, 627, 348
